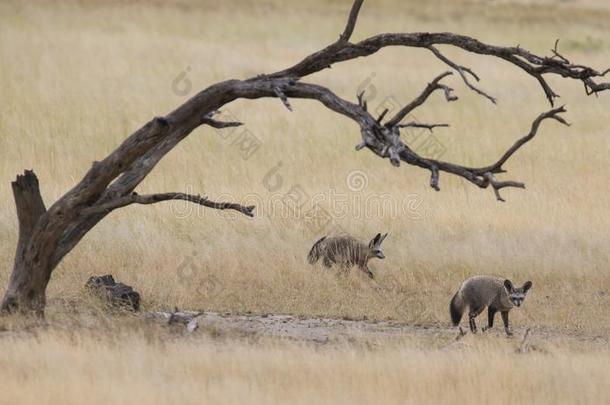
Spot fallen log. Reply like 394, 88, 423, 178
85, 275, 140, 311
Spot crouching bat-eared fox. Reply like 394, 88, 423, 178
450, 275, 532, 336
307, 233, 388, 279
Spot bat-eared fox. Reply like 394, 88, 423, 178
307, 233, 388, 279
450, 275, 532, 336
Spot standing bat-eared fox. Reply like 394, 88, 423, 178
307, 233, 388, 279
450, 275, 532, 336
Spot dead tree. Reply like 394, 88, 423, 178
2, 0, 608, 315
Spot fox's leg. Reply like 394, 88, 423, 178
468, 305, 484, 333
482, 307, 497, 332
359, 264, 374, 279
501, 311, 512, 336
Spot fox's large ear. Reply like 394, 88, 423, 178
523, 281, 533, 292
370, 233, 381, 247
504, 279, 514, 292
379, 233, 388, 245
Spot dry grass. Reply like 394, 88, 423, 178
0, 0, 609, 403
0, 320, 608, 405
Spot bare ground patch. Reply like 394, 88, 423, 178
145, 310, 610, 350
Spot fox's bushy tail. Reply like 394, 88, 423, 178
450, 291, 464, 326
307, 236, 327, 264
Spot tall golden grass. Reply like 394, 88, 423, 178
0, 325, 608, 405
0, 0, 609, 403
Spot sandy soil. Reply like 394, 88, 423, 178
146, 310, 609, 349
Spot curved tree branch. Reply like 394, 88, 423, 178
81, 192, 255, 217
263, 78, 570, 201
270, 7, 609, 105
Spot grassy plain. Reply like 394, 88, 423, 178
0, 0, 608, 403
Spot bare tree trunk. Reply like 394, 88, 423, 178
2, 171, 48, 314
2, 0, 608, 316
